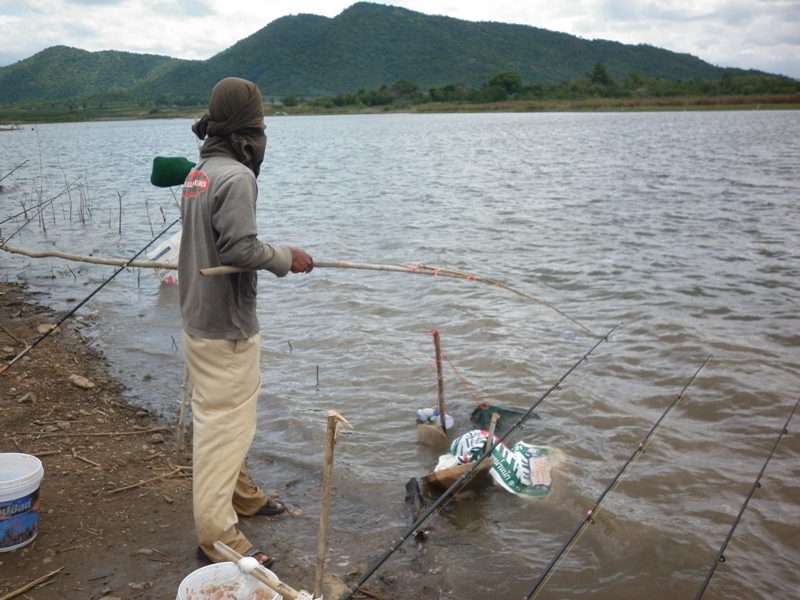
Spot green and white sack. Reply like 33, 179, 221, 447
447, 430, 552, 498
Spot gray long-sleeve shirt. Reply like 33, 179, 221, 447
178, 156, 292, 339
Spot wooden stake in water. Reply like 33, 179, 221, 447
433, 330, 447, 435
485, 411, 500, 453
315, 411, 351, 598
417, 330, 451, 447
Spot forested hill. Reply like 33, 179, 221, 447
0, 2, 776, 104
0, 47, 192, 104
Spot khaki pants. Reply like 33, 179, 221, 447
183, 331, 269, 562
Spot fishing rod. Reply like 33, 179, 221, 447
694, 394, 800, 600
0, 217, 181, 377
0, 159, 29, 183
337, 323, 621, 600
524, 355, 712, 600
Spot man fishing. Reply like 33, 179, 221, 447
178, 76, 314, 567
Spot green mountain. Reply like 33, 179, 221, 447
0, 2, 774, 104
0, 46, 191, 103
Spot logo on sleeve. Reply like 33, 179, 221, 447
182, 170, 210, 198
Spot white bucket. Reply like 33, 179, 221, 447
177, 562, 282, 600
0, 453, 44, 552
147, 229, 181, 285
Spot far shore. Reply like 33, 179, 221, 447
1, 94, 799, 125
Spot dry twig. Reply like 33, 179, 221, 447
17, 426, 170, 438
0, 322, 26, 346
105, 467, 190, 495
0, 567, 63, 600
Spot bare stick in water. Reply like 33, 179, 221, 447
433, 330, 448, 435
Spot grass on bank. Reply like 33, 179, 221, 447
1, 94, 798, 125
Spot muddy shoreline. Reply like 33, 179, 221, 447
0, 282, 436, 600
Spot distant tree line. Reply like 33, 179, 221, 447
2, 62, 797, 123
295, 65, 800, 109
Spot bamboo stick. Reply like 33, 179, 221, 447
315, 411, 351, 599
1, 244, 594, 333
485, 412, 501, 454
212, 541, 303, 600
0, 243, 176, 270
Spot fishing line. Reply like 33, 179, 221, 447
439, 347, 487, 405
337, 323, 621, 600
0, 217, 181, 376
694, 394, 800, 600
523, 355, 712, 600
200, 261, 596, 335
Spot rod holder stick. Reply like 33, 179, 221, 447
315, 411, 351, 598
432, 330, 447, 434
485, 412, 501, 454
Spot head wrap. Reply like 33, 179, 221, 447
192, 77, 267, 177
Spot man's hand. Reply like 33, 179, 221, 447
288, 247, 314, 274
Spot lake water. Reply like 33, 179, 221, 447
1, 110, 799, 599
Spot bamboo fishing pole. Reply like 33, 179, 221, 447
0, 243, 177, 271
201, 261, 595, 335
0, 245, 596, 335
523, 355, 712, 600
337, 324, 620, 600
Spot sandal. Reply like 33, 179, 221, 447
254, 497, 286, 516
196, 546, 275, 569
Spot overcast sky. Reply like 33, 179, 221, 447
1, 0, 798, 79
